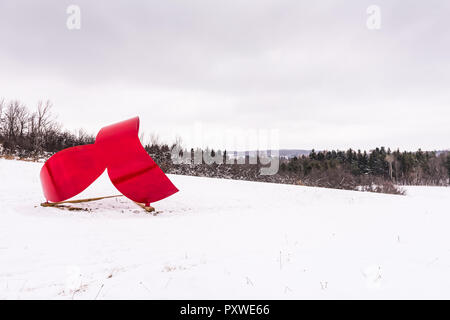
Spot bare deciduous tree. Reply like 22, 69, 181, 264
150, 132, 160, 146
0, 99, 94, 157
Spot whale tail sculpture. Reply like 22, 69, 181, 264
40, 117, 178, 212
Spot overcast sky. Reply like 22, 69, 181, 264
0, 0, 449, 151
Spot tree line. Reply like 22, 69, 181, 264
1, 98, 448, 193
0, 99, 94, 157
280, 147, 450, 186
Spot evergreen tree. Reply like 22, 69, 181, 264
446, 154, 450, 178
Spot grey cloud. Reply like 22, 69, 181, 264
0, 0, 449, 150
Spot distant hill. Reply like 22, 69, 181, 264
229, 149, 311, 158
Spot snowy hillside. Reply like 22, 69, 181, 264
0, 158, 449, 299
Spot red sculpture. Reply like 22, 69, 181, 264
40, 117, 178, 207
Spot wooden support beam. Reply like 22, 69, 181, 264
41, 195, 123, 207
40, 195, 157, 214
133, 201, 155, 213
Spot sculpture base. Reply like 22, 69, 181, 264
40, 195, 156, 214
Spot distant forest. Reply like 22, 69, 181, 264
1, 99, 449, 194
0, 99, 94, 156
281, 148, 450, 186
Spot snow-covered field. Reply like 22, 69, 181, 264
0, 158, 449, 299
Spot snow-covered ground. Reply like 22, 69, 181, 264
0, 158, 449, 299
